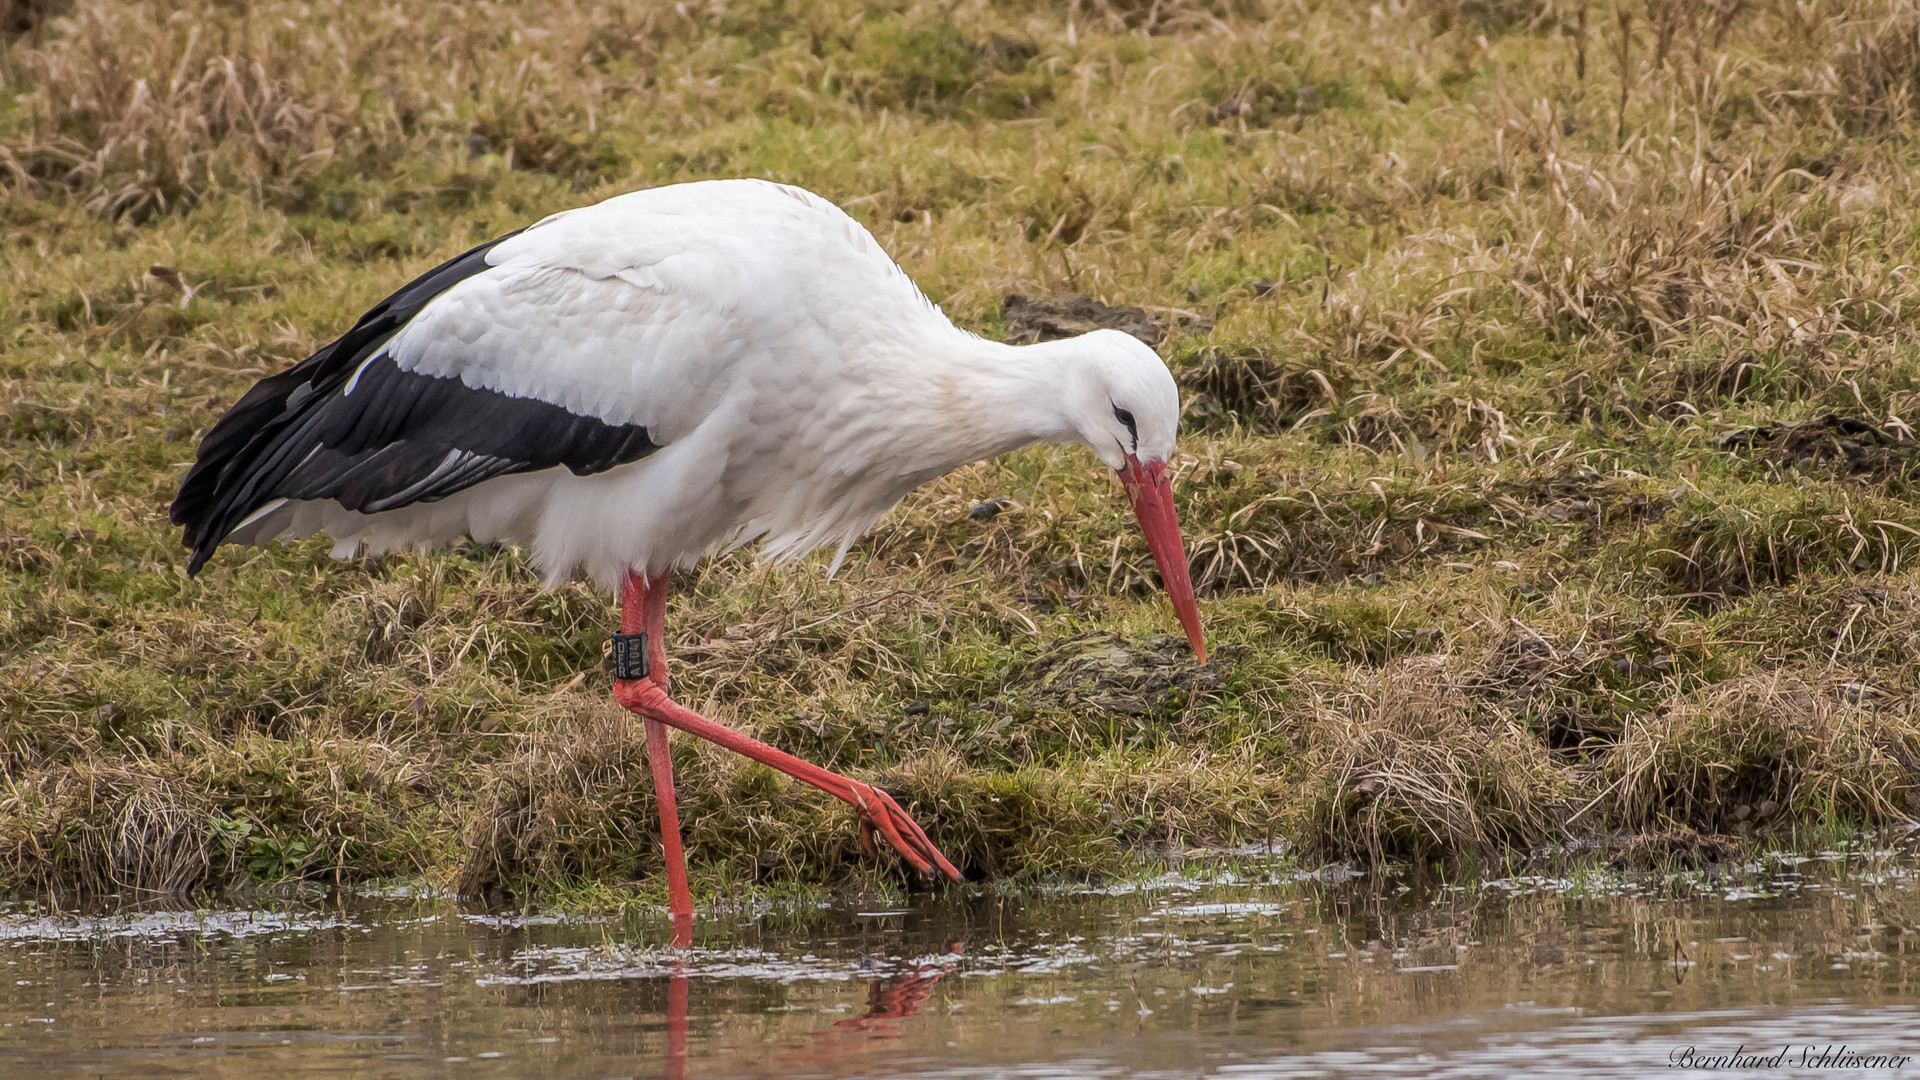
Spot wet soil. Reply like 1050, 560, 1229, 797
1719, 413, 1920, 479
1002, 293, 1204, 347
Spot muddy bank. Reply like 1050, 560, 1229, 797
3, 623, 1914, 905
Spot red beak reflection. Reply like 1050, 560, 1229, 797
1117, 456, 1207, 665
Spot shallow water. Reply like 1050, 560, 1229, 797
5, 848, 1920, 1078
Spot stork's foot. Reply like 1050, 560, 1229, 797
846, 779, 962, 882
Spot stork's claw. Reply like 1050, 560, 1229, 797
846, 780, 962, 883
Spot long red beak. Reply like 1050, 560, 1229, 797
1117, 456, 1207, 665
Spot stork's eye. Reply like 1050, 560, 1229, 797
1112, 405, 1138, 448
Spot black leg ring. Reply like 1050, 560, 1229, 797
610, 632, 650, 680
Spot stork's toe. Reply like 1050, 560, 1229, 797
849, 781, 962, 883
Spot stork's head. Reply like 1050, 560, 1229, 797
1059, 329, 1207, 664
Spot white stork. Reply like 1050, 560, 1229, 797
172, 178, 1206, 931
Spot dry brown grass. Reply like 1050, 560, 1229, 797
0, 0, 678, 218
1607, 674, 1920, 834
0, 722, 422, 897
0, 755, 214, 896
1300, 655, 1570, 860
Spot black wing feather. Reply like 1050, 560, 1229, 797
172, 230, 659, 576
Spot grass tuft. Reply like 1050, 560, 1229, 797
1609, 674, 1920, 834
1301, 655, 1569, 861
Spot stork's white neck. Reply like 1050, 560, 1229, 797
883, 332, 1091, 480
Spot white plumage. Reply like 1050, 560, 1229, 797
191, 178, 1182, 590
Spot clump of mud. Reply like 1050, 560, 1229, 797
1026, 633, 1216, 716
1003, 293, 1195, 347
1719, 414, 1919, 479
1178, 347, 1330, 426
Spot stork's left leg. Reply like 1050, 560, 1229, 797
613, 570, 961, 885
619, 570, 693, 942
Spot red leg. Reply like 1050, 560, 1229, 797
614, 570, 961, 883
622, 571, 693, 943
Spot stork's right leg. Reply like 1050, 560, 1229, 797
613, 571, 961, 883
